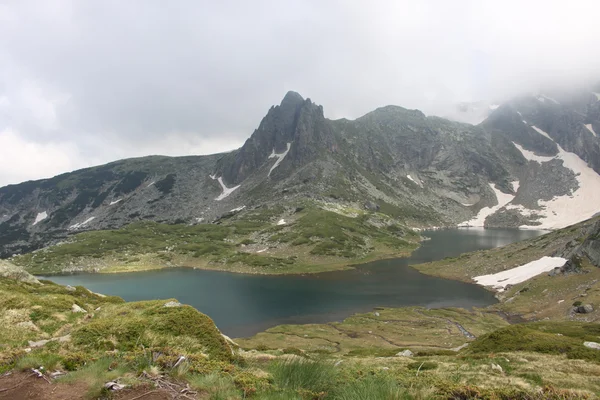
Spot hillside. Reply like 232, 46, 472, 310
3, 88, 600, 275
1, 260, 599, 398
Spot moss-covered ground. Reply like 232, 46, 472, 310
12, 203, 420, 276
1, 275, 599, 399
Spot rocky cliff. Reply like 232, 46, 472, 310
1, 88, 600, 257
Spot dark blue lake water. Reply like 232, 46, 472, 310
42, 228, 544, 337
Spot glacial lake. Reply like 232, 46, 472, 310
43, 228, 545, 337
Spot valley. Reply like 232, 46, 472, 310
1, 87, 600, 398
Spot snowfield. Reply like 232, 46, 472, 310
32, 211, 48, 226
109, 199, 122, 205
517, 126, 600, 229
473, 256, 567, 291
268, 142, 291, 176
458, 183, 517, 227
512, 142, 555, 163
211, 176, 241, 201
585, 124, 597, 137
69, 216, 96, 230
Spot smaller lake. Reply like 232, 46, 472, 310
43, 228, 545, 337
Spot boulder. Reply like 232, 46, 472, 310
164, 301, 182, 308
584, 341, 600, 350
71, 304, 87, 313
364, 201, 380, 212
491, 363, 503, 373
0, 260, 40, 285
396, 349, 413, 357
576, 304, 594, 314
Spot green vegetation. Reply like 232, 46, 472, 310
237, 307, 510, 355
268, 207, 419, 259
467, 322, 600, 363
1, 274, 599, 398
12, 203, 420, 275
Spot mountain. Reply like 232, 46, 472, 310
2, 89, 600, 258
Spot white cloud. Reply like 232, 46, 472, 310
0, 0, 599, 186
0, 129, 84, 186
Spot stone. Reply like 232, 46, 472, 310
584, 341, 600, 350
374, 312, 380, 317
71, 304, 87, 313
364, 201, 380, 212
491, 363, 503, 373
65, 285, 76, 292
0, 260, 40, 285
576, 304, 594, 314
104, 381, 126, 391
396, 350, 413, 357
164, 301, 182, 308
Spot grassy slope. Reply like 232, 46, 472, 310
12, 204, 420, 275
2, 276, 599, 399
412, 217, 600, 322
236, 307, 510, 355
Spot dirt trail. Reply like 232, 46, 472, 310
0, 372, 175, 400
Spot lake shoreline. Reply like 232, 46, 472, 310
33, 247, 418, 277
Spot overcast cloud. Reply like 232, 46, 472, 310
1, 0, 599, 186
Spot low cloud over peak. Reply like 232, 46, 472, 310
1, 0, 599, 186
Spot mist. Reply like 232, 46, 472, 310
1, 0, 599, 186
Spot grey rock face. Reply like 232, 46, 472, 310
1, 88, 599, 256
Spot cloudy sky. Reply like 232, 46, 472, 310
1, 0, 599, 187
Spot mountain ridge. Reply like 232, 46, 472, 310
2, 88, 600, 258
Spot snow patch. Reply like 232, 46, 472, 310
406, 174, 423, 187
69, 217, 96, 230
512, 142, 555, 163
531, 125, 553, 140
584, 124, 597, 137
210, 175, 240, 201
536, 95, 559, 105
195, 217, 204, 223
268, 142, 291, 176
32, 211, 47, 226
109, 199, 122, 206
511, 181, 520, 192
519, 126, 600, 230
593, 92, 600, 101
276, 219, 286, 226
517, 111, 523, 116
230, 205, 246, 212
147, 181, 155, 187
458, 183, 516, 227
489, 104, 500, 110
473, 256, 567, 291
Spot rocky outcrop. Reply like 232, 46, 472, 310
0, 260, 40, 284
1, 88, 600, 256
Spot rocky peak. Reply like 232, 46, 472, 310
214, 92, 332, 184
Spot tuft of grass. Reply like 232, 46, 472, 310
58, 357, 130, 399
187, 373, 240, 400
15, 351, 63, 372
332, 374, 411, 400
270, 358, 337, 394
